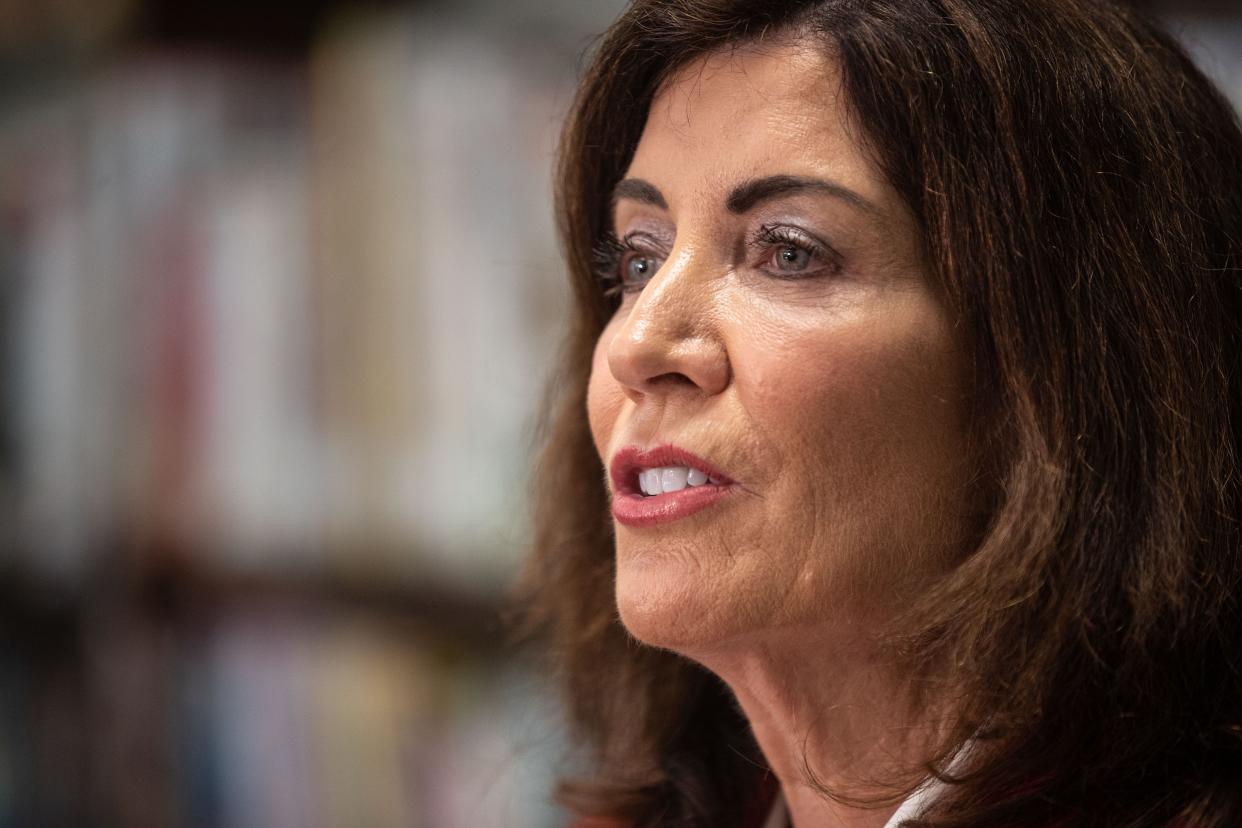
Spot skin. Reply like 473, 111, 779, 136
586, 39, 981, 828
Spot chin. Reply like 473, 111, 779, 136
614, 549, 749, 654
616, 555, 708, 649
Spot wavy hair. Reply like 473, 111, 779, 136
516, 1, 1242, 826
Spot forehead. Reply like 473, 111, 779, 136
627, 39, 872, 203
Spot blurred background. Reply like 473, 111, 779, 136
0, 0, 1236, 826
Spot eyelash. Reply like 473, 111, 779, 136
749, 223, 841, 279
592, 231, 664, 300
592, 224, 841, 301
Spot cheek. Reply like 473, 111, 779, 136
587, 326, 624, 461
739, 300, 974, 562
751, 299, 966, 451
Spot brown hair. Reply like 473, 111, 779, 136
515, 1, 1242, 826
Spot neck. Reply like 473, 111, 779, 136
686, 626, 949, 828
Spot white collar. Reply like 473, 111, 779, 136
760, 777, 944, 828
763, 741, 973, 828
879, 771, 950, 828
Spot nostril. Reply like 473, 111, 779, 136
647, 372, 695, 390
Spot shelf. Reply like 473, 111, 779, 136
135, 556, 511, 644
0, 550, 516, 655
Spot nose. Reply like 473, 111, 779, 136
605, 248, 730, 402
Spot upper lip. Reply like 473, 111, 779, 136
609, 443, 735, 494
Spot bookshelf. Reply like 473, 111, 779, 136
0, 0, 622, 825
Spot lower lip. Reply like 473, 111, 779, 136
611, 485, 734, 527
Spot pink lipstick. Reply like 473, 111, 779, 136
608, 444, 737, 528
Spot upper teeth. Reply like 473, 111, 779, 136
638, 466, 713, 496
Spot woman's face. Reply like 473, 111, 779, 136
587, 40, 980, 654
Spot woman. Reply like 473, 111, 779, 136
517, 1, 1242, 826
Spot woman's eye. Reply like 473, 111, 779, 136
774, 244, 812, 272
592, 231, 667, 300
624, 253, 661, 285
751, 223, 840, 279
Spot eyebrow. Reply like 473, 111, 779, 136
611, 178, 667, 210
726, 174, 879, 215
610, 174, 879, 216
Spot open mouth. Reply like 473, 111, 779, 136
610, 444, 735, 497
608, 444, 737, 526
633, 465, 725, 497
